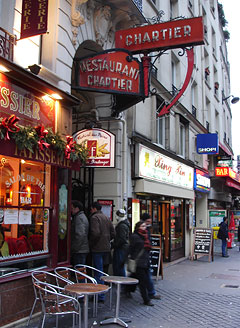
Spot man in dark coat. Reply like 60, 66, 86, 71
71, 200, 89, 266
89, 201, 115, 302
218, 216, 229, 257
112, 209, 130, 276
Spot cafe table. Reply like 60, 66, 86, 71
64, 283, 110, 328
100, 276, 138, 328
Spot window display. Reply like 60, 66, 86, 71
0, 155, 50, 264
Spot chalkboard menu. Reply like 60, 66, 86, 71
193, 228, 213, 262
149, 234, 163, 280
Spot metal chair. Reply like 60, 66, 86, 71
33, 280, 81, 328
54, 266, 97, 316
74, 264, 113, 312
27, 270, 74, 326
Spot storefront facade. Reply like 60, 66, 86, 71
134, 143, 195, 262
0, 58, 80, 325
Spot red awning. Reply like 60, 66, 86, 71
226, 178, 240, 191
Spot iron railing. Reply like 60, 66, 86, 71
0, 27, 16, 61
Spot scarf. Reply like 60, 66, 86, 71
138, 228, 152, 250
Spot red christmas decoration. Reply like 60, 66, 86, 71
1, 114, 20, 140
65, 135, 76, 159
35, 124, 50, 150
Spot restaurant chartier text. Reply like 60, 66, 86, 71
122, 25, 192, 47
79, 59, 139, 91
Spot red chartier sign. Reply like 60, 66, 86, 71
73, 49, 144, 97
115, 17, 204, 54
20, 0, 48, 39
0, 73, 55, 130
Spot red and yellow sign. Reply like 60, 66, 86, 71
73, 49, 144, 96
115, 17, 204, 54
20, 0, 48, 39
0, 73, 55, 129
215, 167, 240, 183
73, 128, 115, 167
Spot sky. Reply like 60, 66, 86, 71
219, 1, 240, 162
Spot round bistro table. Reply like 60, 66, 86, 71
65, 283, 110, 328
100, 276, 139, 327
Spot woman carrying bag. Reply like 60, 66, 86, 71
128, 221, 154, 306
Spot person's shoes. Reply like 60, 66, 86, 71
144, 300, 154, 306
222, 255, 229, 257
150, 293, 161, 300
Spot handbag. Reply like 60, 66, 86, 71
127, 249, 144, 273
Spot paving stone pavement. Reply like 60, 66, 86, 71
7, 246, 240, 328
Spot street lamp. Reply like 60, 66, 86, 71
222, 95, 240, 104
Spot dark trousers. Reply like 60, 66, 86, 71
112, 248, 126, 277
72, 253, 87, 266
136, 267, 151, 303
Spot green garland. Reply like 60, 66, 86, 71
0, 118, 88, 164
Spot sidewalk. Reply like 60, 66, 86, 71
5, 246, 240, 328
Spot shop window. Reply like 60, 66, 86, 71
170, 199, 184, 251
0, 155, 51, 276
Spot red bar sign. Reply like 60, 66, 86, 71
115, 17, 204, 54
20, 0, 48, 39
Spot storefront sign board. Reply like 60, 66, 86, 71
192, 228, 213, 262
196, 133, 219, 154
73, 49, 144, 97
0, 73, 55, 130
136, 144, 194, 190
115, 17, 204, 54
73, 128, 115, 167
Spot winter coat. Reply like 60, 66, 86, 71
129, 232, 150, 269
71, 210, 89, 254
113, 219, 130, 251
218, 221, 229, 241
89, 210, 115, 252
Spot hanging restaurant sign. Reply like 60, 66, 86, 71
72, 49, 144, 97
0, 73, 55, 130
20, 0, 49, 39
115, 17, 204, 54
73, 128, 115, 168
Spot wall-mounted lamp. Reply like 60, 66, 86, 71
0, 64, 10, 73
28, 64, 41, 75
222, 95, 240, 104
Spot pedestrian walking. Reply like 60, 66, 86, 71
89, 201, 115, 302
217, 216, 229, 257
128, 221, 154, 306
112, 208, 130, 277
71, 200, 89, 266
141, 213, 161, 300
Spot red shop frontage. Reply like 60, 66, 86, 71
0, 57, 82, 325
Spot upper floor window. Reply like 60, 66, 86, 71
179, 123, 186, 157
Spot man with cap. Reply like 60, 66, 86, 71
141, 212, 161, 300
112, 209, 130, 276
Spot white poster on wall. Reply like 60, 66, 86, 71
4, 209, 18, 224
19, 210, 32, 225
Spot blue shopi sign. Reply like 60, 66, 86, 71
196, 133, 219, 154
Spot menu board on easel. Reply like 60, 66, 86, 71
192, 228, 213, 262
150, 234, 163, 280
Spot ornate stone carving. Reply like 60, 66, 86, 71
93, 5, 113, 47
71, 0, 88, 27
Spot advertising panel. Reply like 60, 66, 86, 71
194, 169, 210, 192
73, 128, 115, 167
